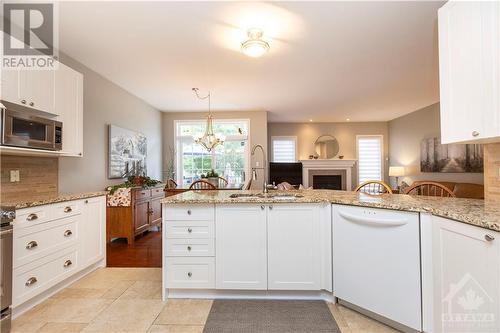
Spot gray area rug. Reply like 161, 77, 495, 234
203, 300, 341, 333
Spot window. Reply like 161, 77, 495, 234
357, 135, 383, 184
175, 120, 250, 187
271, 136, 297, 162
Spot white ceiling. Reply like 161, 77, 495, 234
59, 1, 443, 122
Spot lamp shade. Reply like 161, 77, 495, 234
389, 166, 405, 177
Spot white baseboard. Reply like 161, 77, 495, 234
165, 289, 337, 303
12, 259, 105, 319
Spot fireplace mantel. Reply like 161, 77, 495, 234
299, 159, 357, 190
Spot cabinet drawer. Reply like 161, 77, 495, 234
134, 189, 151, 201
151, 187, 165, 198
165, 238, 214, 257
52, 201, 82, 219
164, 205, 214, 221
14, 206, 51, 228
14, 217, 78, 268
165, 257, 215, 289
13, 248, 77, 306
165, 220, 214, 239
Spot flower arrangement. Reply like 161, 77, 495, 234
107, 176, 162, 195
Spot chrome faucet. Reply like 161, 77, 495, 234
251, 144, 268, 193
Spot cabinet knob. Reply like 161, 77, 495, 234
64, 230, 73, 237
187, 227, 193, 233
29, 101, 34, 107
27, 213, 38, 221
25, 277, 37, 286
187, 272, 192, 277
187, 246, 192, 251
84, 200, 89, 204
63, 260, 72, 268
472, 131, 480, 137
269, 205, 273, 210
26, 240, 38, 249
261, 205, 265, 210
485, 234, 495, 242
64, 206, 72, 213
187, 210, 192, 215
21, 99, 26, 104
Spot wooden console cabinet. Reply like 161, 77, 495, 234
106, 185, 165, 244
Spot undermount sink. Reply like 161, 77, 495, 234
229, 193, 304, 200
229, 193, 265, 199
267, 193, 304, 200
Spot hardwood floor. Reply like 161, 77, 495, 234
106, 230, 162, 267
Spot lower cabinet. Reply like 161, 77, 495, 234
215, 204, 268, 290
78, 196, 106, 267
422, 215, 500, 333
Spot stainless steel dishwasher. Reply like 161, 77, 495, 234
1, 206, 15, 333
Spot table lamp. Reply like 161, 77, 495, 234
389, 166, 405, 190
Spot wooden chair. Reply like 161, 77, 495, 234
217, 176, 228, 188
189, 179, 217, 190
167, 178, 177, 189
404, 181, 456, 197
355, 180, 393, 195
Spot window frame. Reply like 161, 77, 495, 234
356, 134, 384, 184
174, 119, 251, 186
271, 136, 298, 163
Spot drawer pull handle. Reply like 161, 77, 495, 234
63, 260, 72, 267
187, 210, 192, 215
187, 246, 192, 251
64, 206, 72, 213
27, 213, 38, 221
269, 205, 273, 210
485, 234, 495, 242
64, 230, 73, 237
261, 205, 265, 210
29, 101, 35, 107
472, 131, 480, 137
26, 241, 38, 249
187, 272, 192, 277
25, 277, 37, 286
187, 228, 193, 233
21, 99, 26, 104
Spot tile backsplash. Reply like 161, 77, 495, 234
484, 143, 500, 202
0, 155, 58, 203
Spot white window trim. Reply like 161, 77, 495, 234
271, 136, 298, 163
356, 134, 384, 184
173, 119, 251, 186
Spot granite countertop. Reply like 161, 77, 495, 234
3, 191, 108, 209
161, 189, 500, 232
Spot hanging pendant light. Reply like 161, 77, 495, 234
192, 88, 225, 152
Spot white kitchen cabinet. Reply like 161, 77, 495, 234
215, 204, 267, 290
78, 196, 106, 267
421, 215, 500, 333
55, 62, 84, 156
0, 68, 20, 102
438, 1, 500, 144
267, 204, 321, 290
19, 69, 56, 115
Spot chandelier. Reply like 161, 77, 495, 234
192, 88, 225, 152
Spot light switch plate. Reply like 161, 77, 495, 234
10, 170, 20, 182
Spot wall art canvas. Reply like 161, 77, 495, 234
420, 137, 483, 173
108, 125, 147, 179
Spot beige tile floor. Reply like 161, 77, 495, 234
12, 268, 398, 333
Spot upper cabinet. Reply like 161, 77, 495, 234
55, 63, 84, 157
438, 1, 500, 144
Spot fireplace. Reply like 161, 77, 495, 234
313, 175, 342, 190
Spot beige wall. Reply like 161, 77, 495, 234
162, 111, 268, 189
268, 122, 389, 185
58, 54, 162, 193
388, 103, 484, 187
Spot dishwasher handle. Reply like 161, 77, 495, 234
338, 210, 408, 227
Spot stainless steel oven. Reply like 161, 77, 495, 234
0, 206, 14, 333
1, 108, 62, 151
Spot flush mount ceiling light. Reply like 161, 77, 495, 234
241, 28, 270, 58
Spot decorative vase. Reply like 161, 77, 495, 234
207, 177, 218, 188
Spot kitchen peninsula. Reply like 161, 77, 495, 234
161, 190, 500, 332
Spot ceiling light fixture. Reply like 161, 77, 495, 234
192, 88, 225, 152
241, 28, 270, 58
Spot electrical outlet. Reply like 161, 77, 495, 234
10, 170, 20, 182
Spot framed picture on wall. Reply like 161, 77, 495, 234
420, 137, 483, 173
108, 125, 147, 179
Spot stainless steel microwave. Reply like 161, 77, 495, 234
1, 108, 62, 151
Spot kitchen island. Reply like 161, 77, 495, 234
161, 190, 500, 332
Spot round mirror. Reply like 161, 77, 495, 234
314, 135, 339, 159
